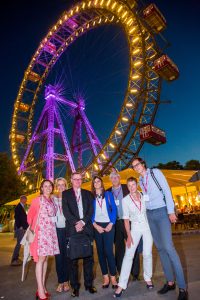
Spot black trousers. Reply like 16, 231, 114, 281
55, 228, 70, 283
70, 251, 94, 289
115, 219, 140, 277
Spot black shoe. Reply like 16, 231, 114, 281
178, 289, 188, 300
85, 286, 97, 294
157, 283, 176, 294
102, 283, 110, 289
112, 284, 118, 289
71, 289, 79, 297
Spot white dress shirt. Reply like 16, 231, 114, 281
95, 197, 110, 222
75, 188, 84, 219
54, 196, 66, 228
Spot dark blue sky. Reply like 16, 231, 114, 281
1, 0, 200, 168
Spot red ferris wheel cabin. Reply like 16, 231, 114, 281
139, 124, 166, 145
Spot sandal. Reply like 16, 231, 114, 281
56, 283, 63, 293
63, 282, 70, 292
146, 281, 154, 289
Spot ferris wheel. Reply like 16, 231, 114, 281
10, 0, 179, 189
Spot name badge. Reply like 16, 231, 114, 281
143, 195, 150, 202
115, 199, 120, 206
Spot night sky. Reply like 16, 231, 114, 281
1, 0, 200, 168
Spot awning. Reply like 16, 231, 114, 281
4, 192, 39, 206
4, 169, 198, 206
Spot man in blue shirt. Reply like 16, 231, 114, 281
132, 157, 188, 300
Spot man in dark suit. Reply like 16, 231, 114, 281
11, 195, 28, 266
62, 172, 97, 297
107, 172, 141, 280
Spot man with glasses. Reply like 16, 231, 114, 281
132, 157, 188, 300
62, 172, 97, 297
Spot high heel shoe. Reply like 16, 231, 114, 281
63, 282, 70, 292
36, 295, 48, 300
101, 275, 110, 289
146, 282, 154, 289
56, 283, 63, 293
36, 291, 50, 299
111, 276, 118, 289
102, 283, 110, 288
112, 284, 118, 289
113, 289, 123, 298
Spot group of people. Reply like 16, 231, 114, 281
11, 157, 188, 300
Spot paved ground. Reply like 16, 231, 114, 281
0, 232, 200, 300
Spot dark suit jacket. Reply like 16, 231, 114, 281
14, 203, 28, 230
62, 188, 94, 238
107, 183, 129, 198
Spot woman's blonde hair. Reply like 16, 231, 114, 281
55, 177, 68, 188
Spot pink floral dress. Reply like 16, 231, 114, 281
28, 196, 60, 262
37, 196, 60, 257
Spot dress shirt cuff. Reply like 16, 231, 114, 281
81, 220, 85, 226
167, 209, 175, 215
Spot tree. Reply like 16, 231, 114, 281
184, 160, 200, 170
154, 161, 183, 170
0, 153, 26, 205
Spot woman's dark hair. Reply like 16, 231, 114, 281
127, 177, 138, 185
40, 179, 54, 195
132, 157, 147, 169
91, 176, 105, 198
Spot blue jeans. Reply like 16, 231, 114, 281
146, 207, 186, 289
94, 222, 116, 276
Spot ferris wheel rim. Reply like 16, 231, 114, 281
10, 0, 162, 185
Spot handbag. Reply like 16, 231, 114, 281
26, 226, 35, 243
67, 233, 93, 260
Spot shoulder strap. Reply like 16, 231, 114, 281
150, 169, 166, 204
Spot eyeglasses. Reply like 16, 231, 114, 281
132, 162, 142, 169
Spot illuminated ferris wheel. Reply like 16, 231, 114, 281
10, 0, 179, 189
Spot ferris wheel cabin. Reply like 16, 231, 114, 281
139, 124, 166, 145
143, 3, 167, 33
154, 54, 179, 81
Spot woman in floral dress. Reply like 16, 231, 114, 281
27, 179, 60, 300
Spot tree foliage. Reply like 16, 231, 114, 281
0, 153, 26, 205
184, 160, 200, 170
154, 159, 200, 170
155, 160, 183, 170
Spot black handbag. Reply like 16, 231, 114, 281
66, 233, 93, 260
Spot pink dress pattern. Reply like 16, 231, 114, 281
27, 196, 60, 262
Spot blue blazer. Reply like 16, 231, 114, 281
92, 191, 117, 224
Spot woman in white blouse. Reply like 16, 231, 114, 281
91, 176, 118, 289
54, 177, 70, 293
114, 177, 153, 298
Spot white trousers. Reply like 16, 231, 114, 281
118, 227, 153, 289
